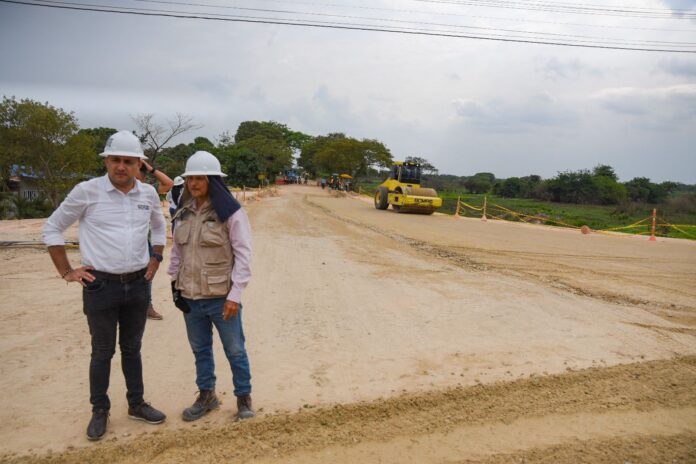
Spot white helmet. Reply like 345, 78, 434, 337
173, 176, 185, 186
181, 151, 227, 177
99, 130, 147, 159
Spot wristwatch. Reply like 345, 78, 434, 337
152, 253, 164, 263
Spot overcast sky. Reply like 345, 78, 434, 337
1, 0, 695, 183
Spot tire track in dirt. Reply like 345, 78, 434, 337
454, 432, 696, 464
5, 356, 695, 464
303, 195, 696, 316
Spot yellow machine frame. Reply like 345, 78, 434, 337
374, 161, 443, 214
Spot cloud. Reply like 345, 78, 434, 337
659, 0, 696, 16
593, 85, 696, 122
658, 58, 696, 77
536, 57, 601, 81
452, 92, 576, 132
2, 0, 695, 183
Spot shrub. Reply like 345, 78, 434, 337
11, 195, 54, 219
665, 193, 696, 215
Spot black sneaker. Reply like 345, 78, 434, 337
128, 402, 166, 424
236, 394, 256, 420
86, 409, 109, 441
182, 390, 220, 422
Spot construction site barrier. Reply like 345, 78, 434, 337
229, 184, 279, 205
453, 196, 695, 240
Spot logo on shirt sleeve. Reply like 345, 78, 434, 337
137, 204, 150, 211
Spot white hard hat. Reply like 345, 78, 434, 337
173, 176, 185, 186
99, 130, 147, 159
181, 151, 227, 177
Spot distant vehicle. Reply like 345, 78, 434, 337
374, 161, 442, 214
285, 170, 299, 184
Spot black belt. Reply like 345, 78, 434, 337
91, 268, 147, 283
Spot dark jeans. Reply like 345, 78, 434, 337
169, 207, 177, 233
83, 275, 149, 411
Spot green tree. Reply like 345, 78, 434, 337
235, 120, 312, 151
236, 135, 293, 179
0, 96, 97, 207
156, 143, 194, 179
235, 121, 286, 143
464, 173, 495, 194
624, 177, 653, 202
496, 177, 523, 197
592, 164, 618, 181
313, 137, 392, 179
545, 170, 596, 203
592, 176, 627, 204
217, 144, 263, 187
298, 133, 346, 176
78, 127, 117, 176
192, 136, 215, 152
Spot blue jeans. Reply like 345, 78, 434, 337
83, 275, 149, 411
183, 297, 251, 396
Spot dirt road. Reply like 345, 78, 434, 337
1, 185, 695, 463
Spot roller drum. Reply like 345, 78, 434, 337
407, 187, 438, 198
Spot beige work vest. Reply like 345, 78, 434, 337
173, 199, 234, 299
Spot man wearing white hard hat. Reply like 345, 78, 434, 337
166, 175, 185, 226
43, 130, 168, 441
168, 151, 255, 421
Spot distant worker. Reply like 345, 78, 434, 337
43, 130, 167, 441
167, 175, 185, 225
168, 151, 256, 422
320, 178, 327, 190
135, 160, 174, 321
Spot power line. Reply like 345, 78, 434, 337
470, 0, 696, 14
125, 0, 696, 46
488, 0, 696, 14
161, 0, 696, 33
3, 0, 695, 53
414, 0, 696, 19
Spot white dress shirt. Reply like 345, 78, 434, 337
43, 175, 167, 274
168, 204, 252, 304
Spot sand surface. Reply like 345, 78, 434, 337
1, 184, 695, 463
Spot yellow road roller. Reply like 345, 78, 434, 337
374, 161, 443, 214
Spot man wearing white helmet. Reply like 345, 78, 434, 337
168, 151, 256, 421
166, 175, 185, 224
43, 130, 168, 441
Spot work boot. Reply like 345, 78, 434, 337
236, 394, 255, 420
182, 390, 219, 422
128, 402, 166, 424
86, 409, 109, 441
147, 304, 163, 320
